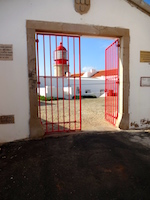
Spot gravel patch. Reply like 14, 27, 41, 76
39, 97, 117, 132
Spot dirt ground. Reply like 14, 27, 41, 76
40, 97, 117, 132
0, 131, 150, 200
81, 97, 116, 131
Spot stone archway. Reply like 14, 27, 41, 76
26, 20, 129, 137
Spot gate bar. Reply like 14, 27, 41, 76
61, 36, 65, 130
73, 37, 76, 130
67, 36, 71, 130
43, 35, 48, 132
55, 36, 59, 131
49, 35, 54, 131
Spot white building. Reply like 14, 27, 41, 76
38, 75, 105, 99
37, 42, 106, 99
1, 0, 150, 142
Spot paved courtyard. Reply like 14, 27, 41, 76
0, 131, 150, 200
40, 97, 117, 132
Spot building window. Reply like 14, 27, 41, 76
85, 89, 91, 93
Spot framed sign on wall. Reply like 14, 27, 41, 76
140, 77, 150, 87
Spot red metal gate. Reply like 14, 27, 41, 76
35, 33, 81, 134
105, 39, 119, 125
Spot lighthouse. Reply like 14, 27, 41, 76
53, 42, 69, 76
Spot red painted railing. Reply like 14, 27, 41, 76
35, 33, 81, 133
105, 39, 119, 125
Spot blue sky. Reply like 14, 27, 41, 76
81, 37, 114, 72
144, 0, 150, 4
36, 35, 115, 76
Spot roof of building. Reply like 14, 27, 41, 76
71, 73, 84, 78
125, 0, 150, 16
91, 69, 118, 78
70, 69, 118, 78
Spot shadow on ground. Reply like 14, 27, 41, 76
0, 131, 150, 200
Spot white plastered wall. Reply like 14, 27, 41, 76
0, 0, 150, 142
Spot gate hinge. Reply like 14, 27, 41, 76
35, 39, 39, 43
37, 81, 40, 85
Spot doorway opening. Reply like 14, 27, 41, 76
35, 32, 120, 134
26, 20, 129, 137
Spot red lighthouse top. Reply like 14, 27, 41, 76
54, 42, 68, 65
56, 42, 66, 51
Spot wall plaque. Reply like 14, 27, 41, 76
0, 115, 15, 124
140, 77, 150, 87
0, 44, 13, 60
140, 51, 150, 63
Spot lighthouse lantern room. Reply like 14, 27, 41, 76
53, 42, 69, 76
